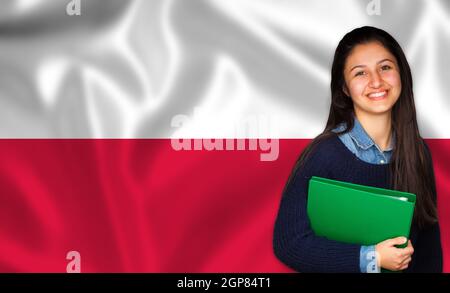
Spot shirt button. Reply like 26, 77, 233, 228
380, 160, 385, 164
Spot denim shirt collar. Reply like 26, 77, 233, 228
333, 117, 395, 152
348, 117, 394, 152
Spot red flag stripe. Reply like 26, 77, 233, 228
0, 139, 448, 272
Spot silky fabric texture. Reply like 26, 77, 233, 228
0, 0, 449, 138
0, 0, 449, 273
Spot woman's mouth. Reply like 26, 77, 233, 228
367, 90, 388, 100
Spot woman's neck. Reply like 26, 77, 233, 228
355, 111, 393, 151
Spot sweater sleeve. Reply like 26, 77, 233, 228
273, 140, 361, 273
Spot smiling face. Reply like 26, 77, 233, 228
343, 41, 402, 117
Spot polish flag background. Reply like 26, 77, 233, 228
0, 0, 449, 272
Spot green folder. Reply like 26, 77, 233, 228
307, 176, 416, 248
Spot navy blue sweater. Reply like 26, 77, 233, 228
273, 135, 443, 273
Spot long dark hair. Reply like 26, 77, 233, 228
285, 26, 437, 229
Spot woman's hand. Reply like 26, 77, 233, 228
375, 237, 414, 271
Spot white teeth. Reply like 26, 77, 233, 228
368, 91, 387, 98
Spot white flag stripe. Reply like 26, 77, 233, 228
0, 0, 449, 138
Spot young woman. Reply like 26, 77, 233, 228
273, 26, 443, 273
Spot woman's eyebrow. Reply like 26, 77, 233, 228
349, 58, 395, 72
350, 64, 365, 72
377, 58, 395, 64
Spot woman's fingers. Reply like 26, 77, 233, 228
408, 240, 414, 254
401, 256, 412, 265
400, 264, 409, 271
398, 257, 411, 271
400, 241, 414, 257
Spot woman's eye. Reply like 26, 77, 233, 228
381, 65, 392, 71
355, 71, 365, 77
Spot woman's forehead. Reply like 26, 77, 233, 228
345, 42, 397, 68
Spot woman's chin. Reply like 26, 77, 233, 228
355, 104, 394, 116
366, 107, 393, 115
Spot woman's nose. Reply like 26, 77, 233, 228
369, 71, 382, 88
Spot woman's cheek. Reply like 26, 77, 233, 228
348, 79, 367, 98
383, 71, 402, 88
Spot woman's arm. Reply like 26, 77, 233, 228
273, 143, 361, 273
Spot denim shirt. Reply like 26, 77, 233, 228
333, 117, 394, 273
